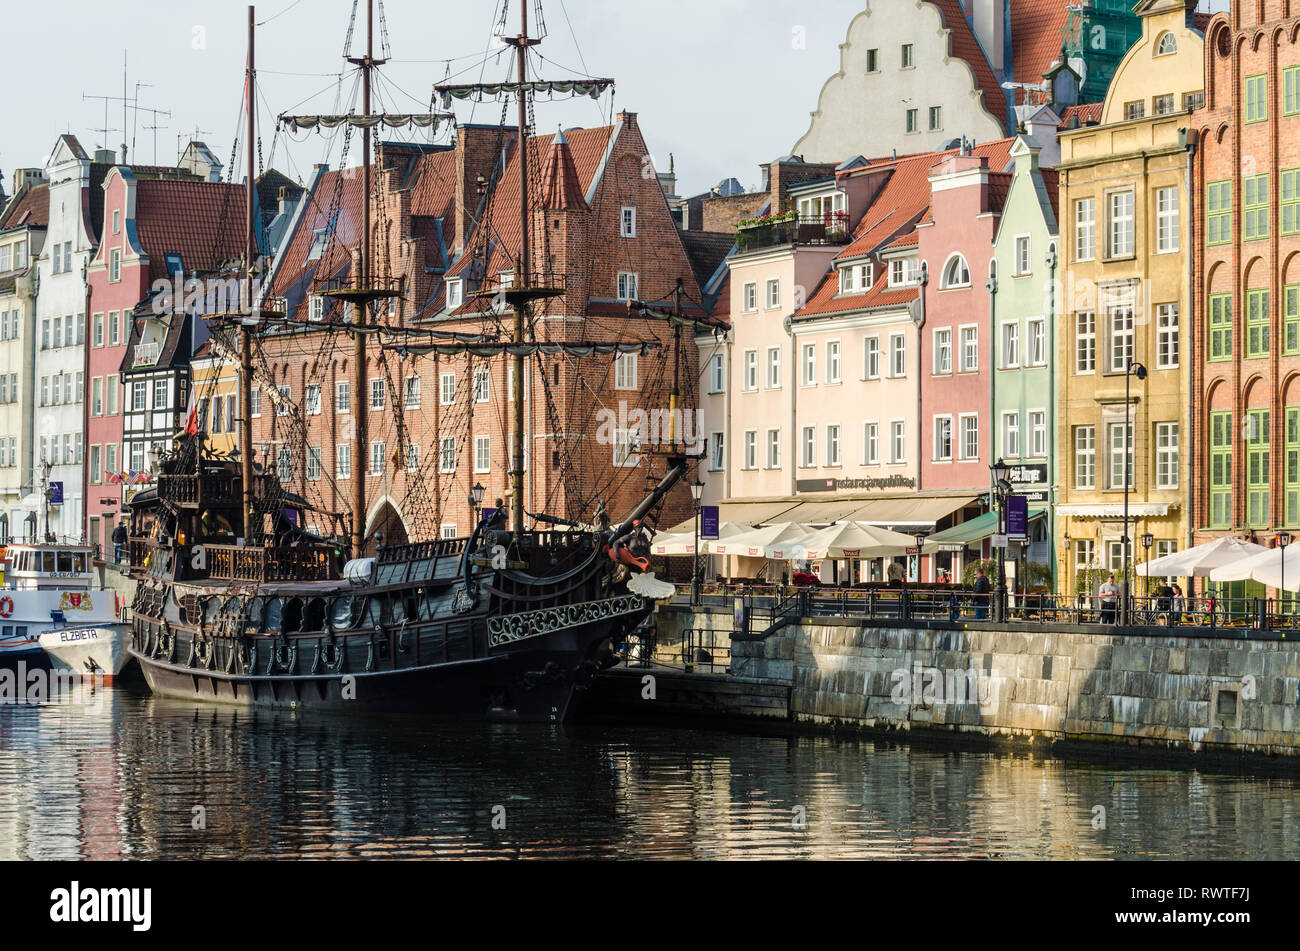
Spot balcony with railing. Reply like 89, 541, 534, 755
205, 544, 338, 583
735, 213, 852, 254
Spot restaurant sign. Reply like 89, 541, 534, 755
796, 475, 917, 494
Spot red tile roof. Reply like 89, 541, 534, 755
134, 179, 247, 280
407, 149, 458, 221
1009, 0, 1074, 94
795, 138, 1014, 320
930, 0, 1008, 126
1061, 102, 1103, 126
796, 264, 918, 319
838, 137, 1015, 260
0, 182, 50, 230
268, 168, 367, 319
444, 125, 615, 293
539, 130, 588, 211
1039, 167, 1060, 222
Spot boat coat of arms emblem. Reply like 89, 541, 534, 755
59, 592, 93, 611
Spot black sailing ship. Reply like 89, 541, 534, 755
125, 0, 696, 721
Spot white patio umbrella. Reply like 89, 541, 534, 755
649, 520, 748, 556
1136, 535, 1268, 577
1207, 545, 1300, 591
710, 522, 812, 558
797, 522, 917, 561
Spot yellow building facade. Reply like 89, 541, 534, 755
190, 343, 241, 457
1055, 0, 1204, 595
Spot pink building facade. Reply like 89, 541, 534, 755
917, 152, 1008, 499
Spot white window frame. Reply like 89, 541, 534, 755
617, 272, 638, 302
1157, 303, 1179, 369
801, 343, 817, 387
889, 419, 906, 465
826, 424, 842, 467
440, 372, 456, 406
1107, 190, 1136, 258
766, 278, 781, 310
440, 436, 457, 473
1074, 426, 1096, 489
474, 435, 491, 474
1155, 185, 1180, 253
801, 425, 816, 468
863, 336, 880, 380
933, 415, 953, 462
1076, 311, 1096, 374
826, 340, 841, 384
959, 324, 978, 372
743, 430, 758, 470
615, 352, 638, 390
743, 349, 758, 391
959, 413, 979, 461
889, 333, 906, 378
863, 421, 880, 466
620, 206, 637, 238
941, 254, 970, 289
1155, 421, 1179, 490
1075, 198, 1096, 262
766, 428, 781, 469
1014, 234, 1032, 276
933, 328, 952, 375
766, 347, 781, 389
1001, 321, 1019, 368
1002, 410, 1020, 459
1029, 410, 1047, 458
742, 282, 758, 313
1026, 318, 1046, 366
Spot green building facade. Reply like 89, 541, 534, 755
990, 133, 1061, 590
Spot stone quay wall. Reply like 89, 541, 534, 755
657, 607, 1300, 760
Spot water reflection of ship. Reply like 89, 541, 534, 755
126, 1, 696, 721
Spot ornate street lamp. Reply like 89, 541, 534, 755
1122, 360, 1148, 624
991, 457, 1013, 621
690, 478, 705, 605
470, 482, 486, 524
1279, 532, 1293, 618
1141, 532, 1155, 599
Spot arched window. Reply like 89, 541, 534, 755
1155, 32, 1177, 56
941, 254, 971, 288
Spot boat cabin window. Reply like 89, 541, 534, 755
264, 599, 283, 631
304, 598, 326, 632
205, 598, 222, 624
391, 595, 406, 624
363, 597, 381, 628
331, 598, 355, 631
246, 598, 265, 629
283, 598, 304, 633
42, 552, 55, 572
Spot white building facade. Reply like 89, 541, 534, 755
33, 136, 100, 541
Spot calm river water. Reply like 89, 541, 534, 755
2, 678, 1298, 860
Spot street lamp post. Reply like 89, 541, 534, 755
991, 458, 1012, 622
690, 478, 705, 605
1122, 360, 1148, 625
1141, 533, 1154, 599
469, 482, 486, 526
1279, 532, 1292, 620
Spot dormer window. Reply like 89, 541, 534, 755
1155, 32, 1177, 57
796, 191, 846, 219
446, 279, 463, 309
838, 262, 873, 294
309, 295, 325, 321
498, 271, 515, 290
889, 257, 920, 287
307, 228, 328, 262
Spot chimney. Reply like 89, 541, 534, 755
971, 0, 1005, 74
617, 110, 638, 131
93, 148, 116, 165
454, 125, 506, 259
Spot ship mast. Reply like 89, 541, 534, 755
504, 2, 537, 537
239, 4, 256, 539
345, 0, 383, 557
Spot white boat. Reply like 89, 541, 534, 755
38, 623, 132, 680
0, 543, 130, 679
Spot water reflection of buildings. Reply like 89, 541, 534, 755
4, 689, 1300, 859
0, 681, 124, 860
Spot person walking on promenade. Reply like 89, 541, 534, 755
1099, 573, 1121, 624
973, 567, 991, 621
1171, 583, 1185, 626
112, 523, 127, 564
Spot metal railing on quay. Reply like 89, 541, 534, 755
662, 581, 1300, 638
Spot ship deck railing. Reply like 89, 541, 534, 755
205, 544, 338, 583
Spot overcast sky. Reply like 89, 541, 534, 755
2, 0, 1233, 201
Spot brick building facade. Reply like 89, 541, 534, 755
1192, 2, 1300, 585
